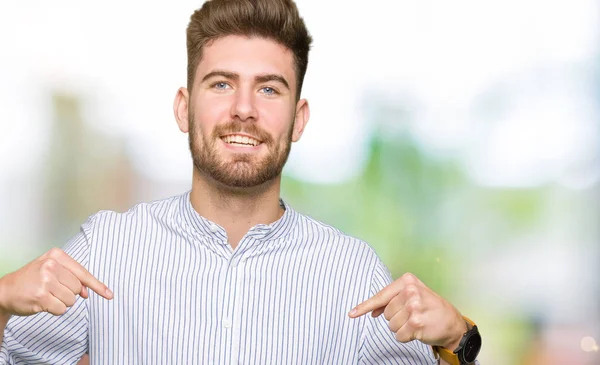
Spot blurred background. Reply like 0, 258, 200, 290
0, 0, 599, 364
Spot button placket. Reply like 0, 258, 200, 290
222, 261, 235, 328
221, 237, 251, 362
231, 259, 245, 363
220, 259, 236, 363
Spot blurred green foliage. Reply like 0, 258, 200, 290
284, 130, 476, 294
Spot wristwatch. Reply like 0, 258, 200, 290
433, 316, 482, 365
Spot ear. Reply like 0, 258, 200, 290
174, 87, 190, 133
292, 98, 310, 142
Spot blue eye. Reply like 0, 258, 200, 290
261, 87, 277, 95
214, 82, 230, 90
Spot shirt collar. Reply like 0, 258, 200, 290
178, 190, 298, 244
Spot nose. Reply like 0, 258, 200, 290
230, 87, 258, 121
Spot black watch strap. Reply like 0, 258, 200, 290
433, 316, 482, 365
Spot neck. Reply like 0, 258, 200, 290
189, 169, 284, 249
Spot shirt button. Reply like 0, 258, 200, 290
209, 224, 219, 233
223, 319, 232, 328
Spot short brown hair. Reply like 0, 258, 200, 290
186, 0, 312, 99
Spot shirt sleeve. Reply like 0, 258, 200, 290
359, 259, 438, 365
0, 217, 96, 365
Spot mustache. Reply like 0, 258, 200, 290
212, 120, 274, 144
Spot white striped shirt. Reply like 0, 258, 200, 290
1, 192, 442, 364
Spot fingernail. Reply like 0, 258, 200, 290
105, 288, 114, 298
349, 308, 357, 317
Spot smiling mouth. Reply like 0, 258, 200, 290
221, 134, 262, 147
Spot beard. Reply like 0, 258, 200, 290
188, 113, 294, 189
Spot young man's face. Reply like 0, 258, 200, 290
178, 35, 309, 189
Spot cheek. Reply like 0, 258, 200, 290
256, 100, 295, 138
193, 95, 231, 133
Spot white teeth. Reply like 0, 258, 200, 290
223, 135, 260, 147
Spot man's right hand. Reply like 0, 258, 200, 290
0, 248, 113, 318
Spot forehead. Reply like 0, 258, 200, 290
196, 35, 296, 85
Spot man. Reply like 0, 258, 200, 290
0, 0, 482, 364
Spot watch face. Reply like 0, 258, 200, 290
463, 332, 482, 362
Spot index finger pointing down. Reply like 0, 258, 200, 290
348, 284, 400, 318
55, 253, 114, 300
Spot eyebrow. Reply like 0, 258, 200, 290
255, 74, 290, 90
201, 70, 239, 83
201, 70, 290, 90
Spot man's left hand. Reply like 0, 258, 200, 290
348, 272, 467, 350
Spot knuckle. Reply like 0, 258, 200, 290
41, 258, 57, 271
403, 284, 419, 298
401, 272, 417, 283
405, 299, 421, 313
47, 248, 63, 259
408, 315, 423, 329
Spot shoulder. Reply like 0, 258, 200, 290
292, 210, 382, 272
80, 193, 187, 272
84, 193, 184, 230
76, 193, 186, 246
294, 211, 372, 248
